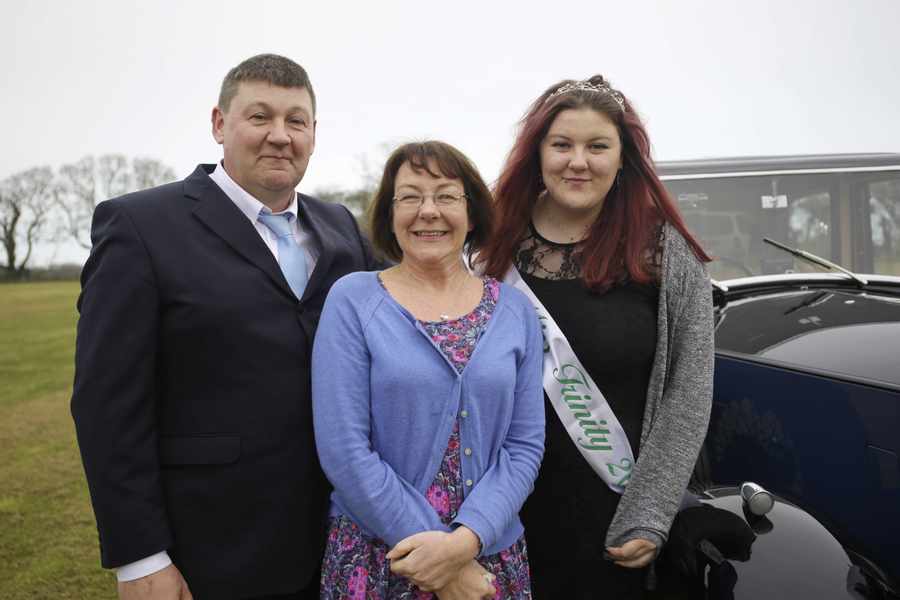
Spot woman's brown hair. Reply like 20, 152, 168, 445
369, 141, 494, 262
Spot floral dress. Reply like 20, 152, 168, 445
320, 277, 532, 599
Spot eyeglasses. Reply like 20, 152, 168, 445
392, 192, 467, 209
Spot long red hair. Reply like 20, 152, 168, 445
479, 75, 710, 290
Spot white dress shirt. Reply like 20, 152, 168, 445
116, 163, 318, 582
209, 162, 318, 273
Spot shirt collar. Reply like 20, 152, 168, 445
209, 162, 299, 221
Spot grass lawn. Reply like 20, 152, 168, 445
0, 281, 116, 598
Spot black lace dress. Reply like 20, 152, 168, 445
516, 225, 659, 599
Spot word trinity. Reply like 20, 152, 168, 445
553, 364, 612, 451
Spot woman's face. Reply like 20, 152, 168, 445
539, 107, 623, 219
391, 160, 472, 268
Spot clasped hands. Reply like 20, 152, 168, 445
386, 527, 496, 599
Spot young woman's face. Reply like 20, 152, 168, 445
539, 107, 623, 219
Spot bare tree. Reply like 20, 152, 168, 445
312, 142, 395, 219
133, 157, 177, 192
355, 141, 393, 191
314, 187, 373, 217
56, 154, 176, 249
0, 167, 57, 278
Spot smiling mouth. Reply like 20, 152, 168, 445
412, 231, 448, 239
564, 178, 591, 183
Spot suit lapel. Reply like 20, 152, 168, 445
185, 165, 295, 300
297, 194, 340, 298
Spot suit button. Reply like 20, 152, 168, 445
464, 448, 472, 456
465, 479, 473, 487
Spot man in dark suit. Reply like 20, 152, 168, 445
72, 54, 382, 600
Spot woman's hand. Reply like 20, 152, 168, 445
605, 538, 658, 568
387, 527, 481, 591
435, 560, 497, 600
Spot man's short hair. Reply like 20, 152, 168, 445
218, 53, 316, 115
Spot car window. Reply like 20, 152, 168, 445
664, 169, 900, 279
868, 178, 900, 276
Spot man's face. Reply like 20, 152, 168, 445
212, 81, 316, 208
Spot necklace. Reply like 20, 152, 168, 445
393, 263, 473, 321
436, 269, 471, 320
532, 193, 597, 243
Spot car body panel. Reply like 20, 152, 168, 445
708, 274, 900, 589
652, 486, 897, 598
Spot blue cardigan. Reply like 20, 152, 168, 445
311, 271, 545, 555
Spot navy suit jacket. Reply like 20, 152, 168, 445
72, 164, 382, 599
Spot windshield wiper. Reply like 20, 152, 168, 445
763, 238, 869, 288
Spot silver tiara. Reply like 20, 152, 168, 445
546, 80, 626, 111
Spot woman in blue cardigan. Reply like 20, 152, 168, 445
312, 141, 545, 600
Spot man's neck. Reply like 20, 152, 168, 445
219, 162, 295, 213
256, 191, 295, 214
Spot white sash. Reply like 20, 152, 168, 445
504, 267, 635, 493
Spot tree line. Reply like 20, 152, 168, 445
0, 155, 177, 279
1, 153, 381, 280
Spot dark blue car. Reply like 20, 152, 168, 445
650, 155, 900, 598
699, 273, 900, 598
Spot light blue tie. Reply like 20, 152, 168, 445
257, 211, 308, 300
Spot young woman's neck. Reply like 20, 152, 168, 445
532, 194, 604, 244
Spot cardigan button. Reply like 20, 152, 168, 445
465, 479, 473, 487
460, 410, 468, 418
464, 448, 472, 456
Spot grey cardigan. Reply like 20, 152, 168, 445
604, 223, 714, 549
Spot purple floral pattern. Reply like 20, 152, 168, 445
321, 278, 531, 599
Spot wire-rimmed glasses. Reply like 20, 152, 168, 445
392, 191, 467, 210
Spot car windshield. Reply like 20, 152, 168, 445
664, 169, 900, 280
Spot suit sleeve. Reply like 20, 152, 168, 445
312, 280, 449, 547
341, 204, 393, 271
453, 299, 546, 553
71, 199, 172, 568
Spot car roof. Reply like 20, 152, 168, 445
657, 153, 900, 177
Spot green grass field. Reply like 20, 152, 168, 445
0, 281, 116, 599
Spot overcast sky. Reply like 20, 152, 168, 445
4, 0, 899, 265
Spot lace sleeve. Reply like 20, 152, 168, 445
646, 222, 665, 282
